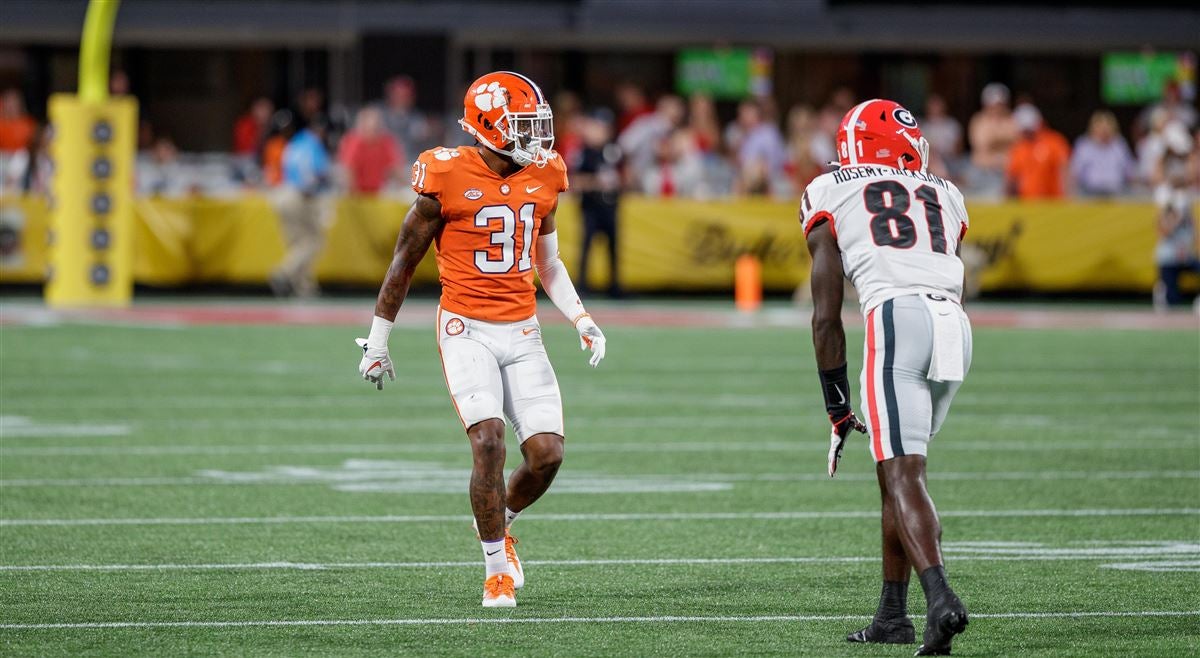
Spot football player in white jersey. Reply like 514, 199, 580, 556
801, 99, 972, 656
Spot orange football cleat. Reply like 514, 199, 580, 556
505, 532, 524, 589
482, 573, 516, 608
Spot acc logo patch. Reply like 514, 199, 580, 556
892, 108, 918, 128
445, 318, 465, 336
464, 188, 483, 200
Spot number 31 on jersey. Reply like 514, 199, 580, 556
475, 204, 535, 274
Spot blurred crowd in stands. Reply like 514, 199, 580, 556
1, 73, 1197, 305
1, 74, 1197, 203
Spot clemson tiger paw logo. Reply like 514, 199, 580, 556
432, 147, 461, 161
472, 82, 508, 112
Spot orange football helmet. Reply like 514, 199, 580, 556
836, 98, 929, 172
458, 71, 554, 167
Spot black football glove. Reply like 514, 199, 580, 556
819, 364, 868, 478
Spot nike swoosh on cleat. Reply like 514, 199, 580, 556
525, 185, 543, 193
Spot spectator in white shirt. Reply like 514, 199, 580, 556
920, 94, 963, 179
731, 99, 786, 196
1070, 110, 1136, 197
618, 94, 685, 189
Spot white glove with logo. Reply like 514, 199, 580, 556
357, 316, 397, 390
827, 412, 867, 478
575, 315, 606, 368
355, 336, 395, 391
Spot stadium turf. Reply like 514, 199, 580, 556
1, 304, 1197, 656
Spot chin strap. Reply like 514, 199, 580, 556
458, 120, 550, 168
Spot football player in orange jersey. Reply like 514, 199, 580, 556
355, 71, 606, 608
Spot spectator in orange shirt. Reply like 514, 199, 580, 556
261, 110, 295, 187
233, 97, 274, 156
1006, 103, 1071, 199
0, 89, 36, 153
337, 106, 401, 196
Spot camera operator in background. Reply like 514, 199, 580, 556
572, 111, 624, 298
1152, 121, 1199, 311
270, 117, 333, 298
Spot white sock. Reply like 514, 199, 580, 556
482, 539, 508, 578
505, 508, 521, 529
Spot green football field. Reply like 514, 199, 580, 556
1, 300, 1198, 656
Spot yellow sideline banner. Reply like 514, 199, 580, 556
0, 195, 1163, 293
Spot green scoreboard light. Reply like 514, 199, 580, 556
676, 48, 773, 100
1101, 52, 1193, 106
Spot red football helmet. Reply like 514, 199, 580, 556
458, 71, 554, 167
835, 99, 929, 172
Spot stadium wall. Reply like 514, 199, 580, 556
0, 195, 1169, 294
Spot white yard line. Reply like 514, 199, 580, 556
1, 610, 1195, 631
7, 416, 1191, 432
5, 548, 1199, 573
2, 470, 1196, 488
3, 437, 1196, 458
1, 557, 880, 572
5, 390, 1193, 411
2, 508, 1196, 528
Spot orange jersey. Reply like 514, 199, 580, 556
412, 146, 569, 322
1006, 129, 1070, 199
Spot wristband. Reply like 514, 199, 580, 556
367, 316, 394, 349
818, 364, 853, 418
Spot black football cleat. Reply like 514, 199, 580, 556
846, 617, 916, 644
915, 592, 969, 656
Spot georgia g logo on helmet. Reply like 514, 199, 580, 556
892, 107, 918, 129
458, 71, 555, 168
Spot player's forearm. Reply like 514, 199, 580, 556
807, 229, 847, 371
373, 255, 417, 321
373, 195, 443, 323
534, 231, 589, 324
811, 317, 847, 371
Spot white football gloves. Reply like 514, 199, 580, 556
575, 315, 606, 368
355, 337, 395, 390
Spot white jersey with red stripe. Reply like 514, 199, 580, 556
800, 165, 968, 315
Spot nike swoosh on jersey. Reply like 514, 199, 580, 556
525, 185, 543, 193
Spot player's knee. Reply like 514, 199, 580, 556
527, 434, 564, 476
468, 419, 506, 461
881, 455, 927, 490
